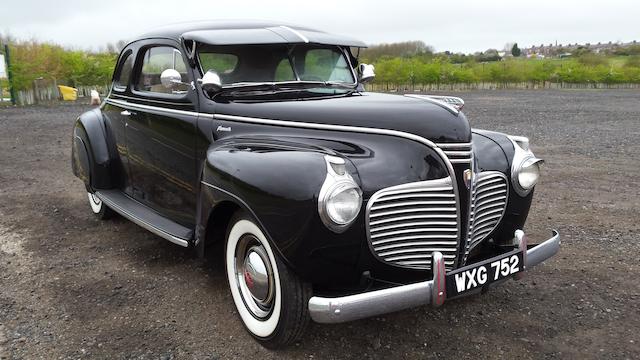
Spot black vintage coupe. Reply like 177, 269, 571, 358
71, 21, 560, 348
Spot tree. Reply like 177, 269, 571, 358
360, 41, 434, 62
511, 43, 522, 57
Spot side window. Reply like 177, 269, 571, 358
113, 51, 133, 91
136, 46, 189, 94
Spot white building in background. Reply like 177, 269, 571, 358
0, 54, 6, 79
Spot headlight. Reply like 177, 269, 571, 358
318, 156, 362, 233
326, 183, 362, 225
517, 158, 541, 190
509, 135, 544, 196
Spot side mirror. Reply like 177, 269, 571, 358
160, 69, 184, 89
200, 70, 223, 97
359, 63, 375, 83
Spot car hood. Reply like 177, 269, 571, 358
212, 92, 471, 144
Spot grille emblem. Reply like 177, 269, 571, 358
463, 169, 473, 189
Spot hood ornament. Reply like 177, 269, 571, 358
404, 94, 464, 115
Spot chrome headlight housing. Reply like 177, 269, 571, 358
318, 155, 362, 233
509, 135, 544, 196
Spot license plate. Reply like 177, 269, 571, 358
445, 249, 524, 299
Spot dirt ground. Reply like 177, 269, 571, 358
0, 90, 639, 359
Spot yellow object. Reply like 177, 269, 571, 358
58, 85, 78, 101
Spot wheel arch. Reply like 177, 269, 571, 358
71, 108, 115, 190
202, 200, 241, 252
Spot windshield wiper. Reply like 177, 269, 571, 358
219, 81, 356, 96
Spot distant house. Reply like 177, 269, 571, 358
522, 40, 636, 58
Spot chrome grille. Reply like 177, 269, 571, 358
465, 171, 509, 257
436, 142, 472, 164
366, 177, 459, 270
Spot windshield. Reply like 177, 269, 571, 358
197, 44, 355, 87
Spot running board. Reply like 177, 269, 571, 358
95, 190, 193, 247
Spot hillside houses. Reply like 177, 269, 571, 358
523, 40, 638, 58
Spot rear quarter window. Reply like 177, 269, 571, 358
113, 51, 133, 91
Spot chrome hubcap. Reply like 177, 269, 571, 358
235, 235, 274, 318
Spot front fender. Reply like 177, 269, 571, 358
200, 137, 368, 283
472, 129, 533, 244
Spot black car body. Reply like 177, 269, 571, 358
71, 21, 560, 348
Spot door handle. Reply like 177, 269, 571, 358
120, 110, 135, 116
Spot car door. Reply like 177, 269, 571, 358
126, 41, 199, 227
101, 48, 136, 194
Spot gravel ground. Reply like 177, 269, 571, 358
0, 90, 639, 359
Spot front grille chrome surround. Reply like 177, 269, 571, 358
366, 177, 460, 270
464, 171, 509, 261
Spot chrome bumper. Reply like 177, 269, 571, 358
308, 230, 560, 324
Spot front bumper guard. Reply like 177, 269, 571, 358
308, 230, 560, 324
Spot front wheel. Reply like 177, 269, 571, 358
87, 192, 114, 220
225, 213, 312, 348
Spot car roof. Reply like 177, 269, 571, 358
136, 20, 367, 48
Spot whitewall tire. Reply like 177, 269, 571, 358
225, 213, 311, 348
87, 192, 114, 220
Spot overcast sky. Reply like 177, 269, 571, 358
1, 0, 638, 53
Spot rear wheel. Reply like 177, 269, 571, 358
225, 213, 311, 348
87, 192, 114, 220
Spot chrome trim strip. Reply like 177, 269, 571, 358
110, 93, 195, 108
308, 229, 560, 324
95, 192, 189, 247
436, 142, 472, 148
279, 25, 310, 43
442, 150, 472, 156
371, 234, 458, 245
106, 98, 199, 117
210, 112, 436, 148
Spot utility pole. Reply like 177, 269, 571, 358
4, 44, 15, 105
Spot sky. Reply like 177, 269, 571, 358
1, 0, 638, 53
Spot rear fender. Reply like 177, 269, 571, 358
71, 108, 113, 190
